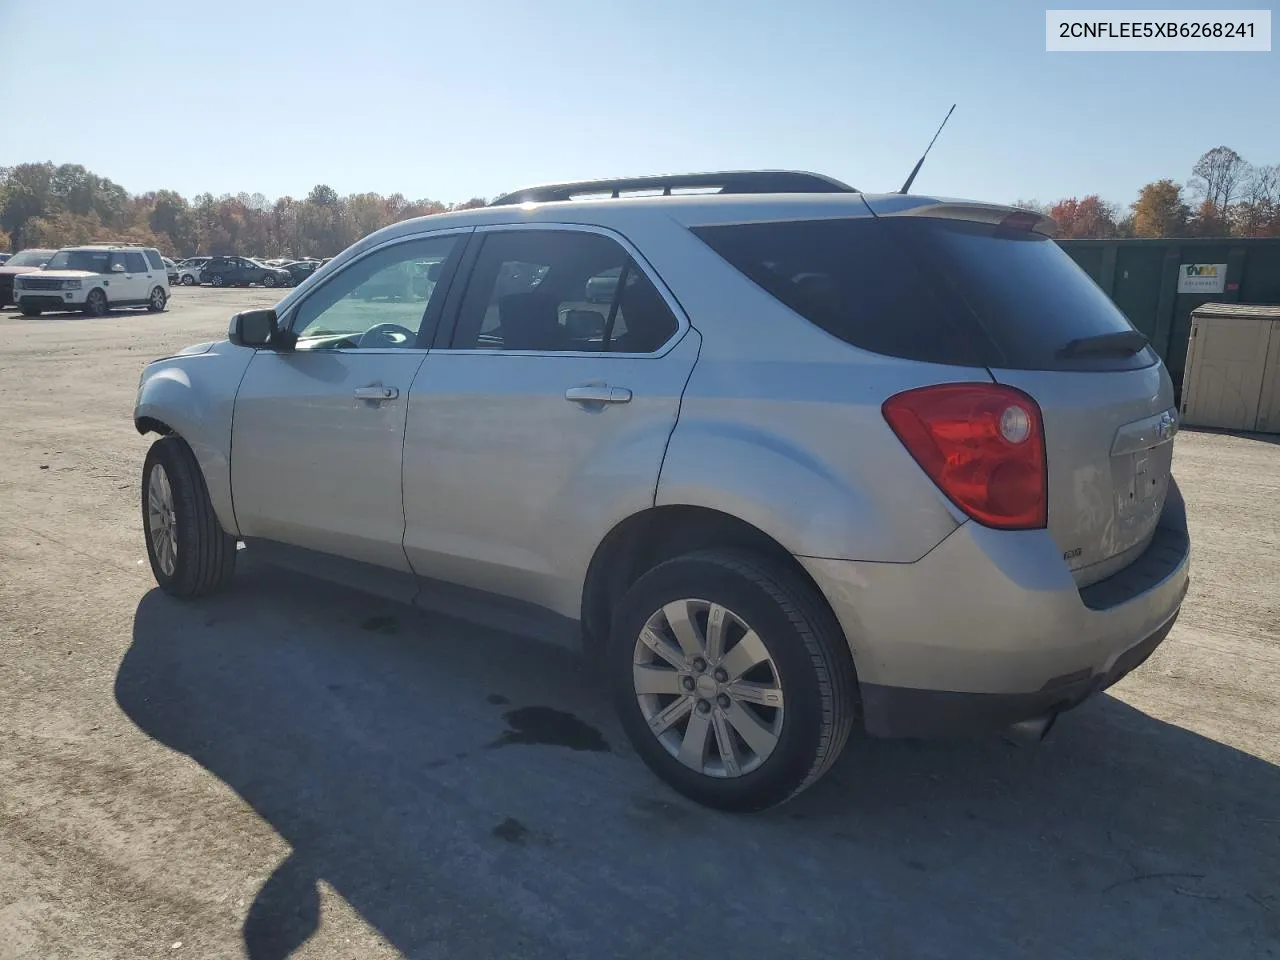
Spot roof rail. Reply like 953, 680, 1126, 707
490, 170, 857, 206
88, 239, 146, 246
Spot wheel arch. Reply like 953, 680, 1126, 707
580, 504, 843, 659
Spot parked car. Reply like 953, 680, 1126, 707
175, 256, 211, 286
0, 248, 55, 308
0, 253, 10, 265
163, 257, 180, 285
134, 170, 1190, 812
16, 244, 168, 316
201, 256, 291, 288
283, 258, 322, 286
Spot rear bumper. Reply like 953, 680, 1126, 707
857, 603, 1181, 738
800, 478, 1191, 738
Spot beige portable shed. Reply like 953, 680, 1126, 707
1180, 303, 1280, 434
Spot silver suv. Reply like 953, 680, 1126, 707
134, 171, 1190, 811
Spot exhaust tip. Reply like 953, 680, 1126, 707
1003, 712, 1058, 746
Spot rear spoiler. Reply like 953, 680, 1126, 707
860, 195, 1059, 238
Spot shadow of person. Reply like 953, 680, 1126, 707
242, 852, 320, 960
115, 561, 1280, 959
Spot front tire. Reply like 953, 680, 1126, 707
181, 274, 196, 286
142, 437, 237, 599
211, 274, 225, 287
83, 289, 108, 316
609, 549, 858, 812
147, 286, 167, 312
262, 274, 277, 288
21, 304, 41, 317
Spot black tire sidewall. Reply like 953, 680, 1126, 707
609, 554, 830, 812
142, 439, 204, 597
85, 290, 107, 315
148, 287, 166, 312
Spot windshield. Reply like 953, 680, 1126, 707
46, 250, 110, 273
7, 250, 53, 267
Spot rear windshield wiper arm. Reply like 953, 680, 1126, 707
1056, 330, 1149, 359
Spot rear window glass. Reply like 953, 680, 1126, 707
890, 218, 1151, 371
692, 217, 1153, 371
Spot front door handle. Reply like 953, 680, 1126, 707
353, 385, 399, 401
565, 385, 632, 404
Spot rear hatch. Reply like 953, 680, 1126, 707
867, 198, 1177, 585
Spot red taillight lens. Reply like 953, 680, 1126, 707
882, 383, 1047, 530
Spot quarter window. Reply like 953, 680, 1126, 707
450, 230, 679, 353
289, 235, 458, 350
145, 250, 165, 270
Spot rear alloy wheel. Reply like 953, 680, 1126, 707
181, 274, 196, 286
142, 436, 236, 598
262, 273, 277, 288
211, 274, 225, 287
83, 288, 108, 316
610, 549, 858, 812
147, 286, 167, 312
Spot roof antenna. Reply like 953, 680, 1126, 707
899, 104, 956, 194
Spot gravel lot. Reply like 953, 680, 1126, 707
1, 287, 1277, 959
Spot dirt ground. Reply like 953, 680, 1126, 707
0, 288, 1277, 960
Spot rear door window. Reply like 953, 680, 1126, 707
693, 217, 1154, 371
125, 251, 148, 273
449, 230, 679, 353
145, 249, 165, 271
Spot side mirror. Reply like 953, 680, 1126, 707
111, 263, 126, 273
228, 308, 287, 349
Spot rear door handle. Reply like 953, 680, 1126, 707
565, 385, 632, 404
353, 385, 399, 401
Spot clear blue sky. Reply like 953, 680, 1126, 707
1, 0, 1275, 208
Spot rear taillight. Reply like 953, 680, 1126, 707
882, 383, 1047, 530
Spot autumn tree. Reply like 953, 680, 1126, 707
1189, 146, 1250, 211
1130, 179, 1190, 238
1047, 195, 1118, 238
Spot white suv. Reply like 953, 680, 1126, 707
15, 244, 170, 317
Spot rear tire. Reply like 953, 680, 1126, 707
181, 274, 196, 286
147, 286, 167, 312
609, 548, 858, 812
263, 274, 277, 288
142, 437, 237, 599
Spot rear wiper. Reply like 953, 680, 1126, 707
1056, 330, 1149, 359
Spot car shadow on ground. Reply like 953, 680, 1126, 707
1181, 426, 1280, 446
116, 561, 1280, 960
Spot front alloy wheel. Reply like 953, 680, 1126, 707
262, 273, 277, 288
142, 437, 237, 598
83, 289, 108, 316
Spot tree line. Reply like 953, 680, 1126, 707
0, 163, 487, 258
3, 145, 1278, 257
1015, 146, 1279, 239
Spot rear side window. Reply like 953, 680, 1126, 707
125, 251, 148, 272
145, 250, 165, 270
691, 219, 984, 367
693, 218, 1153, 371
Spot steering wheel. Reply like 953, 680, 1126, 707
356, 323, 417, 348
